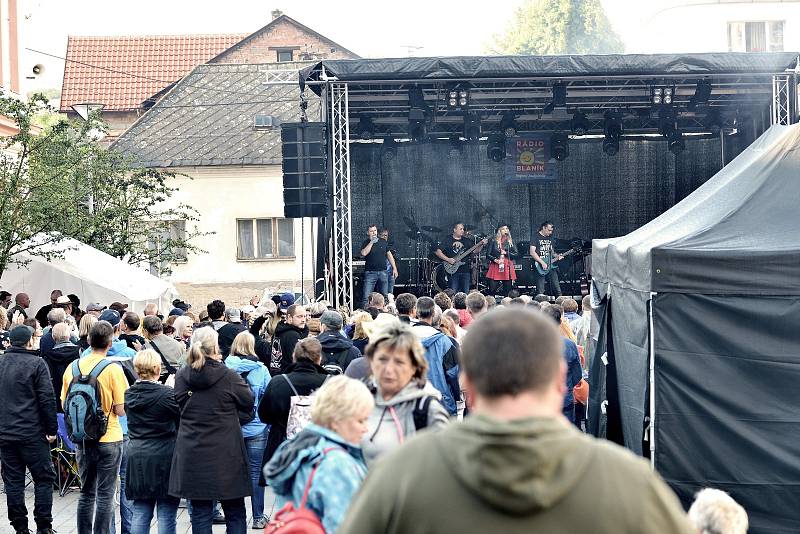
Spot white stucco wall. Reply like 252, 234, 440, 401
624, 1, 800, 54
161, 165, 316, 288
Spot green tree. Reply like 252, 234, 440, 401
0, 94, 207, 277
488, 0, 624, 55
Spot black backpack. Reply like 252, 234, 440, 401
321, 348, 350, 375
413, 396, 440, 431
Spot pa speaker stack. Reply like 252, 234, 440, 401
281, 122, 327, 218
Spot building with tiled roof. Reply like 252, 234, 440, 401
111, 61, 322, 304
60, 12, 357, 141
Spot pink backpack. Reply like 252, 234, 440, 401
265, 447, 341, 533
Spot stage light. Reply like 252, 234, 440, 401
651, 87, 663, 105
550, 133, 569, 161
542, 83, 567, 114
382, 138, 397, 161
571, 111, 590, 136
688, 80, 712, 110
463, 113, 481, 140
667, 129, 685, 155
500, 112, 517, 137
602, 112, 622, 156
651, 86, 674, 106
446, 84, 470, 110
357, 117, 375, 140
487, 134, 506, 162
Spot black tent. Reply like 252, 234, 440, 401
590, 124, 800, 533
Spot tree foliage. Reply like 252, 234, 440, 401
488, 0, 624, 56
0, 94, 208, 277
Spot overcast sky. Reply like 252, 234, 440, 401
19, 0, 674, 93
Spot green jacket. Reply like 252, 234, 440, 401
340, 414, 693, 534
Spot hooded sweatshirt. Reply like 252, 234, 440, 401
271, 322, 309, 375
361, 380, 450, 467
44, 341, 80, 412
317, 330, 360, 374
266, 423, 367, 534
412, 323, 461, 415
341, 414, 694, 534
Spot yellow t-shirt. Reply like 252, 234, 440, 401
61, 354, 128, 443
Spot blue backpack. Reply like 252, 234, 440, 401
64, 359, 114, 443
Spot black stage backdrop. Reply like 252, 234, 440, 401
350, 135, 747, 279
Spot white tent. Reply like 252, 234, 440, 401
0, 238, 178, 314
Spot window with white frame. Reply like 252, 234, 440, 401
147, 220, 187, 276
237, 218, 294, 260
728, 21, 784, 52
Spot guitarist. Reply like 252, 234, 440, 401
434, 222, 487, 293
486, 225, 519, 296
529, 221, 563, 297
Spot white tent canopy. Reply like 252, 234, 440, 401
0, 238, 177, 314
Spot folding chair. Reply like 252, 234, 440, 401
52, 413, 81, 496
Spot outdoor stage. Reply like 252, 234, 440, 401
295, 52, 798, 309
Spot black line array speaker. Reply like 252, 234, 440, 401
281, 122, 327, 218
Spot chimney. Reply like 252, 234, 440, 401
271, 9, 283, 20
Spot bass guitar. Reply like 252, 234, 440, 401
443, 238, 489, 275
534, 246, 581, 276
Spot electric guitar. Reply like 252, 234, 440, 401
443, 238, 489, 275
535, 246, 581, 276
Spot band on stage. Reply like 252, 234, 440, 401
358, 218, 589, 305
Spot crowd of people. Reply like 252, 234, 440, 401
0, 287, 749, 534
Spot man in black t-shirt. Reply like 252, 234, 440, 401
359, 224, 398, 309
434, 222, 486, 294
529, 220, 563, 297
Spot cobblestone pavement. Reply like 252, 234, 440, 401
0, 484, 277, 534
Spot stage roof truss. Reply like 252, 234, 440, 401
300, 54, 798, 140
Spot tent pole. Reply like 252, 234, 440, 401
648, 292, 657, 469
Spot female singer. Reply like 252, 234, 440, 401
485, 225, 519, 296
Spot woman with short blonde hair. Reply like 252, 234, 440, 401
126, 349, 181, 534
361, 322, 448, 467
133, 349, 162, 381
266, 376, 373, 533
78, 313, 97, 351
230, 331, 257, 359
172, 316, 193, 348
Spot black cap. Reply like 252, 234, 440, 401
9, 325, 33, 346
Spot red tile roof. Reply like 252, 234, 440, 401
60, 34, 248, 112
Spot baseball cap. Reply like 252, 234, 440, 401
320, 310, 343, 330
168, 308, 185, 317
55, 295, 72, 305
279, 293, 295, 312
225, 307, 242, 323
98, 309, 121, 326
86, 302, 106, 312
9, 325, 33, 346
241, 305, 256, 315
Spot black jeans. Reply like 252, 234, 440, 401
488, 279, 512, 296
0, 438, 56, 532
535, 270, 562, 297
190, 499, 246, 534
76, 441, 123, 534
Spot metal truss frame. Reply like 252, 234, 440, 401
328, 83, 354, 311
771, 74, 795, 125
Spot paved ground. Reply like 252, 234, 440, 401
0, 484, 278, 534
